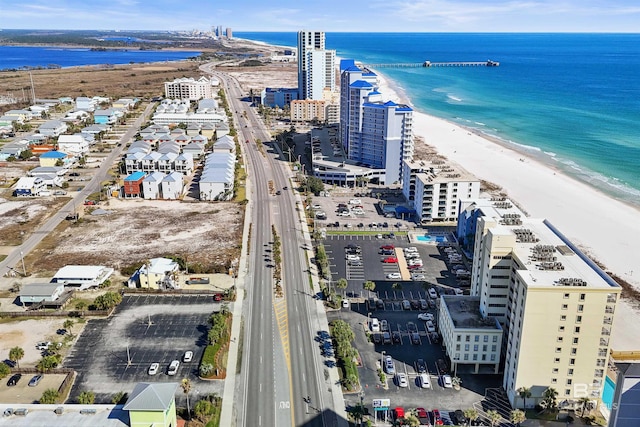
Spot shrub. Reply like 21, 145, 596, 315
77, 391, 95, 404
39, 388, 59, 404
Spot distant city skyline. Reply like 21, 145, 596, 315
2, 0, 640, 33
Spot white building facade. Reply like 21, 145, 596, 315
297, 30, 335, 100
164, 77, 216, 101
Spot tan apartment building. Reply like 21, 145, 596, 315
471, 213, 621, 409
164, 77, 215, 101
291, 99, 325, 122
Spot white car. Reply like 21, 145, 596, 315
148, 363, 160, 375
387, 272, 402, 280
418, 373, 431, 389
396, 372, 409, 388
370, 318, 380, 332
384, 355, 395, 374
418, 313, 434, 321
349, 199, 362, 205
408, 259, 423, 266
183, 351, 193, 362
167, 360, 180, 376
412, 274, 426, 281
428, 288, 438, 299
454, 288, 464, 295
404, 246, 418, 253
380, 319, 389, 332
442, 374, 453, 388
426, 320, 436, 333
346, 254, 360, 261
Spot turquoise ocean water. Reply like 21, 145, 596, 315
237, 32, 640, 207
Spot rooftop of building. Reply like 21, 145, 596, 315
0, 405, 128, 427
442, 296, 502, 330
486, 217, 620, 290
404, 158, 477, 184
459, 197, 526, 220
124, 171, 147, 181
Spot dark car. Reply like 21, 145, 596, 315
69, 172, 80, 177
275, 190, 282, 195
7, 374, 21, 386
57, 328, 67, 335
410, 332, 421, 345
283, 186, 288, 190
392, 331, 401, 343
376, 299, 384, 309
451, 410, 468, 425
28, 374, 43, 387
372, 333, 382, 344
416, 358, 427, 373
437, 358, 449, 375
407, 322, 418, 333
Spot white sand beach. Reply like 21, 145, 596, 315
375, 72, 640, 350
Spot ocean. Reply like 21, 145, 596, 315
0, 45, 199, 70
237, 32, 640, 207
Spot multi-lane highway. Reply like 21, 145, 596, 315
206, 66, 346, 426
0, 103, 155, 280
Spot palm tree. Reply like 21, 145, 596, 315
486, 409, 501, 427
510, 409, 526, 426
579, 396, 591, 416
363, 280, 376, 296
9, 346, 24, 368
336, 278, 348, 296
63, 319, 75, 337
542, 387, 559, 413
392, 282, 402, 291
518, 386, 532, 409
463, 408, 479, 426
181, 378, 192, 419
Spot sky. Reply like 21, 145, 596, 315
1, 0, 639, 33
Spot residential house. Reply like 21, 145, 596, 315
213, 135, 235, 153
128, 141, 151, 154
199, 152, 235, 201
174, 133, 190, 146
28, 166, 65, 187
19, 283, 65, 305
14, 177, 45, 196
0, 115, 20, 127
201, 123, 216, 139
135, 258, 180, 289
190, 134, 208, 145
157, 152, 179, 173
112, 98, 137, 110
124, 152, 146, 174
51, 265, 114, 290
141, 152, 162, 173
182, 141, 205, 159
94, 108, 118, 125
38, 119, 67, 137
142, 172, 165, 200
197, 98, 218, 112
186, 123, 201, 136
57, 134, 89, 156
123, 171, 146, 198
81, 123, 108, 142
157, 141, 180, 155
62, 110, 90, 122
39, 150, 69, 167
161, 172, 184, 200
214, 122, 228, 138
123, 382, 179, 427
4, 109, 34, 122
0, 141, 28, 161
174, 153, 194, 175
75, 96, 96, 111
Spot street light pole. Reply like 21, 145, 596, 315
20, 251, 26, 276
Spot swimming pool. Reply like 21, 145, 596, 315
415, 234, 449, 243
602, 376, 615, 409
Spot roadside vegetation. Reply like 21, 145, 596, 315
329, 320, 360, 392
199, 306, 231, 380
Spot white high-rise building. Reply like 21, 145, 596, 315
297, 31, 335, 100
339, 62, 413, 184
463, 200, 621, 409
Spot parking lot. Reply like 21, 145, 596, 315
64, 294, 224, 403
329, 299, 502, 425
0, 373, 67, 404
322, 233, 467, 299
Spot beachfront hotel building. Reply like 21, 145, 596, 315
164, 77, 217, 101
297, 30, 336, 100
462, 201, 621, 409
339, 61, 414, 184
402, 158, 480, 223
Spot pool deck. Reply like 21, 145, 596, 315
408, 231, 456, 245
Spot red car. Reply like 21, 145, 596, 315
416, 407, 429, 425
432, 409, 444, 425
380, 245, 395, 250
408, 264, 423, 269
394, 407, 405, 420
382, 257, 398, 263
84, 200, 96, 205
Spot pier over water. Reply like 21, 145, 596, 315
363, 60, 500, 68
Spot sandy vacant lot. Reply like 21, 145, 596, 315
26, 198, 243, 277
0, 318, 70, 365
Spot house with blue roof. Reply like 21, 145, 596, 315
123, 171, 146, 198
39, 150, 69, 167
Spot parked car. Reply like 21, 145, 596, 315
392, 331, 402, 344
428, 288, 438, 299
382, 332, 392, 344
419, 299, 428, 310
417, 373, 431, 389
417, 407, 430, 424
380, 319, 389, 332
83, 200, 96, 205
28, 374, 42, 387
36, 341, 51, 351
437, 358, 449, 374
370, 318, 380, 332
426, 320, 436, 333
416, 358, 427, 373
402, 300, 411, 310
432, 409, 444, 425
442, 374, 453, 388
418, 313, 434, 321
348, 260, 363, 266
382, 257, 398, 263
452, 410, 468, 425
167, 360, 180, 375
395, 372, 408, 388
407, 322, 418, 333
183, 351, 193, 362
384, 355, 395, 374
410, 332, 421, 345
372, 333, 382, 344
69, 172, 80, 177
380, 244, 395, 250
148, 363, 160, 375
386, 273, 401, 280
7, 374, 21, 386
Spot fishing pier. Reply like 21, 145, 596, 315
363, 60, 500, 68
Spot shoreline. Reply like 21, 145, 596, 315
372, 68, 640, 289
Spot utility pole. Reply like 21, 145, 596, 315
29, 72, 36, 103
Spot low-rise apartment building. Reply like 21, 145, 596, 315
164, 77, 216, 101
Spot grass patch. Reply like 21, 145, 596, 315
0, 255, 6, 262
524, 410, 559, 421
